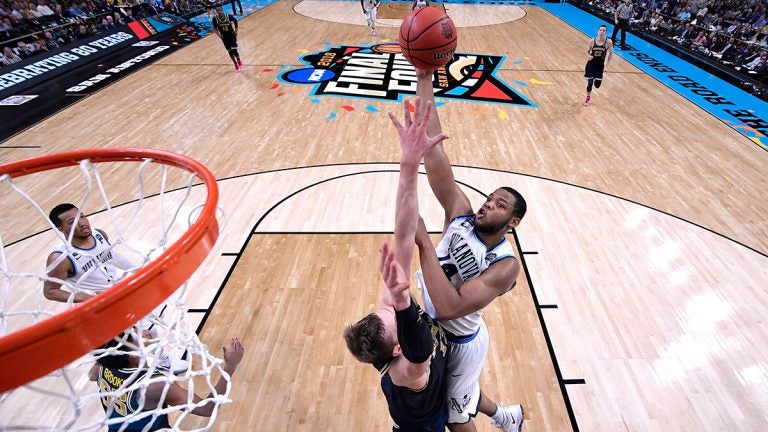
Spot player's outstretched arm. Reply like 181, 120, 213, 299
382, 96, 446, 389
415, 70, 472, 227
379, 244, 431, 389
149, 337, 244, 417
415, 219, 519, 320
388, 96, 447, 271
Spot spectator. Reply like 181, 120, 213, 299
746, 51, 767, 69
15, 40, 34, 57
0, 17, 13, 39
43, 30, 60, 48
1, 45, 21, 65
123, 6, 134, 21
162, 0, 177, 14
32, 38, 48, 53
96, 16, 111, 31
68, 3, 86, 18
650, 12, 662, 31
37, 1, 55, 17
74, 23, 90, 38
692, 30, 708, 46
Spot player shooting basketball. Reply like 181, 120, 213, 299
411, 67, 526, 431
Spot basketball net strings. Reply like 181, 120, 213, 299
0, 159, 233, 431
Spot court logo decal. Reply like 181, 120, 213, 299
279, 44, 535, 107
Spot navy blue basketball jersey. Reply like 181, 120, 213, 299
377, 310, 449, 431
98, 366, 171, 431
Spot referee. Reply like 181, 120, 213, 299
611, 0, 634, 50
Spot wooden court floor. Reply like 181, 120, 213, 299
1, 1, 767, 431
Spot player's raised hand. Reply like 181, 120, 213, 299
388, 97, 448, 165
379, 241, 411, 310
222, 337, 244, 374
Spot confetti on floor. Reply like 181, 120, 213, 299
365, 105, 379, 112
326, 112, 337, 120
341, 105, 355, 112
530, 78, 556, 85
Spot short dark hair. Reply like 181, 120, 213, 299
599, 24, 607, 29
501, 187, 527, 221
343, 313, 390, 364
96, 334, 135, 370
49, 203, 77, 228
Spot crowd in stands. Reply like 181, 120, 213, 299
0, 0, 206, 67
580, 0, 768, 98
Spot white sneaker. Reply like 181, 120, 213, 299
157, 352, 190, 374
490, 404, 524, 432
168, 358, 189, 375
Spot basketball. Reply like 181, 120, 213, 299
399, 7, 458, 70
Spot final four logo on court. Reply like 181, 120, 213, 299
279, 44, 536, 107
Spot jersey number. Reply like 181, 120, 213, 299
99, 380, 130, 416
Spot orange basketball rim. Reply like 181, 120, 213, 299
0, 148, 219, 392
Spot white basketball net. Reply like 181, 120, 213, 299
0, 156, 229, 431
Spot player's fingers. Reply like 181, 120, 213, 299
427, 132, 449, 147
417, 100, 432, 126
383, 258, 394, 285
403, 99, 413, 128
388, 260, 400, 284
379, 243, 388, 274
388, 112, 404, 134
381, 244, 393, 276
412, 97, 424, 123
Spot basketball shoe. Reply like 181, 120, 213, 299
583, 96, 591, 107
490, 404, 524, 432
157, 352, 190, 375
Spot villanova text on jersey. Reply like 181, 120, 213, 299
443, 231, 482, 282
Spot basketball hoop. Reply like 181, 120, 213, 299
0, 148, 219, 392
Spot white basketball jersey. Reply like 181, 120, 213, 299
53, 229, 134, 295
416, 215, 516, 336
363, 0, 377, 10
